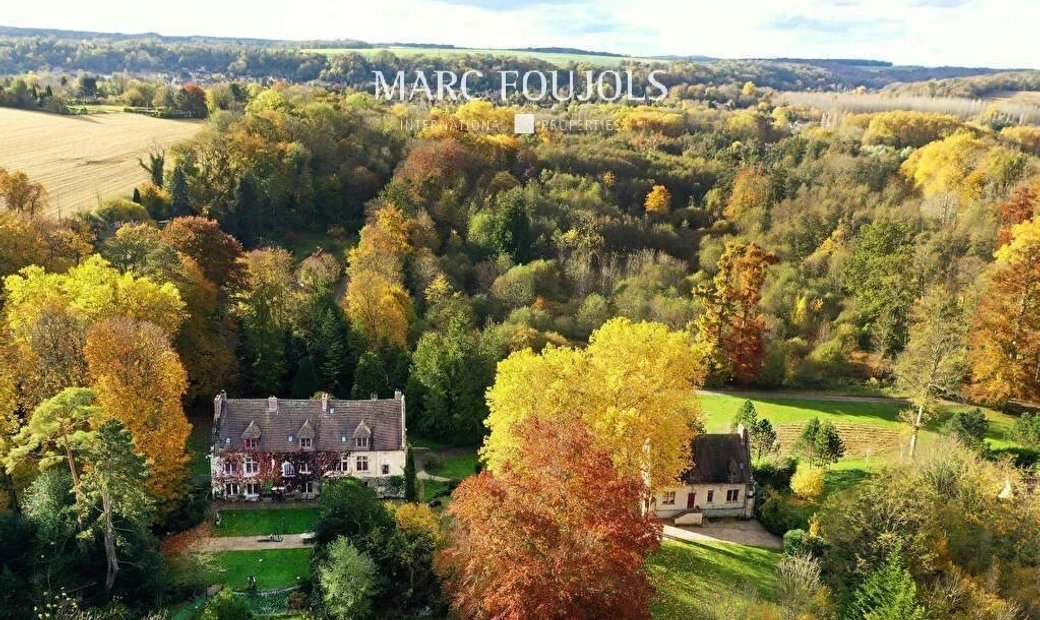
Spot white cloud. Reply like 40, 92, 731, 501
2, 0, 1036, 69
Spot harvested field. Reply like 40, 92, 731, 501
0, 107, 201, 218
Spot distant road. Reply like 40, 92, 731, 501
697, 389, 909, 405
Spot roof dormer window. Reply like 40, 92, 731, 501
300, 437, 313, 449
355, 436, 369, 449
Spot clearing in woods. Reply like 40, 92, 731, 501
0, 107, 201, 218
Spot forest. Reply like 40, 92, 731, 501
2, 64, 1040, 619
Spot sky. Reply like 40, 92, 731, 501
3, 0, 1038, 69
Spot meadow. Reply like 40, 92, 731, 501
0, 107, 201, 218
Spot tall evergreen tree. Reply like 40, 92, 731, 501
352, 351, 389, 400
170, 165, 191, 217
846, 546, 926, 620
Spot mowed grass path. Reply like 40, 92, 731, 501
648, 540, 780, 619
208, 548, 311, 590
214, 507, 321, 537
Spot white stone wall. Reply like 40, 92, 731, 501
652, 482, 754, 519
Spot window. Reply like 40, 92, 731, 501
244, 457, 258, 475
355, 436, 369, 449
726, 489, 740, 503
381, 464, 390, 475
356, 456, 369, 472
282, 462, 295, 477
662, 491, 676, 505
339, 454, 350, 472
224, 482, 238, 496
707, 490, 714, 503
299, 462, 312, 475
223, 461, 235, 475
300, 437, 313, 449
288, 435, 294, 443
246, 482, 260, 496
243, 438, 258, 449
304, 481, 315, 495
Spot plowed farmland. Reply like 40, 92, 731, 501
0, 107, 201, 217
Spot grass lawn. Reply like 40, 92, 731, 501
215, 507, 321, 537
427, 450, 479, 480
422, 479, 453, 502
700, 393, 1021, 456
186, 415, 212, 479
207, 548, 312, 590
648, 540, 780, 619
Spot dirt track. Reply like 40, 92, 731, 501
0, 107, 201, 217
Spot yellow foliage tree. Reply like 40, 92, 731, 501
790, 464, 825, 500
84, 317, 191, 513
482, 317, 707, 497
644, 184, 672, 216
345, 205, 415, 348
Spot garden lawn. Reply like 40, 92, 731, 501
648, 539, 780, 619
699, 393, 1021, 455
214, 507, 320, 537
427, 450, 479, 480
208, 548, 312, 590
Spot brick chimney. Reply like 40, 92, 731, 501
736, 423, 747, 445
321, 393, 329, 413
268, 396, 278, 413
394, 389, 402, 400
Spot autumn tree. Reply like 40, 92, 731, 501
438, 416, 660, 620
84, 317, 191, 513
483, 317, 705, 498
2, 255, 184, 409
344, 205, 415, 349
995, 186, 1037, 248
894, 285, 967, 457
643, 184, 671, 216
0, 167, 48, 217
968, 216, 1040, 405
231, 248, 296, 393
693, 241, 778, 385
160, 216, 244, 288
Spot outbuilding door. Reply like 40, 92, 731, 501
687, 492, 696, 509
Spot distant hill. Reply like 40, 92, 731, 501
0, 25, 1028, 92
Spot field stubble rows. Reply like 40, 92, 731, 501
0, 107, 201, 217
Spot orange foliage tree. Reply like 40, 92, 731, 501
969, 216, 1040, 405
84, 317, 191, 513
437, 415, 660, 620
694, 241, 778, 385
161, 216, 244, 288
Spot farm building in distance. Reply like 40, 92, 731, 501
210, 391, 407, 501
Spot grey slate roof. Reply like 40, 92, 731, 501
682, 432, 752, 485
214, 394, 405, 453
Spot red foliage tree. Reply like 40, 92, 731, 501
996, 187, 1037, 248
161, 216, 244, 288
436, 416, 660, 620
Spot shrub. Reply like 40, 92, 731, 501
201, 588, 253, 620
944, 408, 989, 450
757, 488, 811, 536
1012, 412, 1040, 449
790, 464, 826, 500
754, 456, 798, 491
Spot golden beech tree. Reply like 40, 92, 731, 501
438, 415, 660, 620
2, 255, 185, 409
482, 317, 705, 496
643, 184, 671, 215
693, 241, 778, 386
969, 216, 1040, 405
84, 317, 191, 513
344, 204, 415, 348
